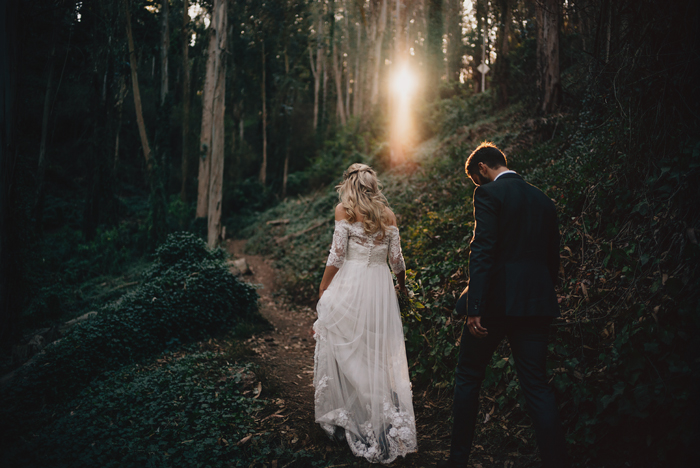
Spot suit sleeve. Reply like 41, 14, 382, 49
467, 186, 499, 316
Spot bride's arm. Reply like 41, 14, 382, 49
319, 205, 349, 298
318, 265, 339, 299
386, 209, 408, 296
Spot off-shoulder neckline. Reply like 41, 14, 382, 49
335, 219, 399, 230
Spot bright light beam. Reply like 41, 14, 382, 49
389, 63, 418, 166
391, 65, 417, 97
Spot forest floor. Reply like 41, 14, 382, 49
226, 239, 539, 468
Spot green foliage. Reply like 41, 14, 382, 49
1, 346, 324, 468
3, 232, 259, 407
2, 351, 262, 467
19, 221, 149, 331
236, 74, 699, 465
242, 188, 339, 302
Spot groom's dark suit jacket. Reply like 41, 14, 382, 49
458, 173, 560, 318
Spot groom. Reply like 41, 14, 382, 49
441, 143, 568, 468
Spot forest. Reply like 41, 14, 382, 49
0, 0, 698, 467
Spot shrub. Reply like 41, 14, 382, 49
3, 232, 258, 407
2, 351, 265, 468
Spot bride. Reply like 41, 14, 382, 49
313, 163, 417, 464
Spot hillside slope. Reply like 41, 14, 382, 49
239, 88, 699, 466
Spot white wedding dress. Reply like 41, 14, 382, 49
313, 220, 417, 464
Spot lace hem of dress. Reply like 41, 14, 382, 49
318, 403, 417, 464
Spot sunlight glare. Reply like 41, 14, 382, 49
389, 63, 418, 166
391, 65, 417, 97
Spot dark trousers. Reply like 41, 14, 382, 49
449, 317, 568, 468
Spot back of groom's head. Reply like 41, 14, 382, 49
465, 142, 508, 176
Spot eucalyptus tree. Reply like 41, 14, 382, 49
536, 0, 561, 114
195, 0, 227, 247
124, 0, 168, 246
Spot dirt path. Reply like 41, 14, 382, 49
226, 240, 521, 468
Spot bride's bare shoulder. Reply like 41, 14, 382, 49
383, 207, 397, 227
335, 203, 349, 221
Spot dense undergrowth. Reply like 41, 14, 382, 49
0, 233, 325, 467
240, 70, 699, 466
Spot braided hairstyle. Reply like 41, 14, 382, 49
336, 163, 390, 238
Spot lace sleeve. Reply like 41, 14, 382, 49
387, 226, 406, 274
326, 220, 349, 268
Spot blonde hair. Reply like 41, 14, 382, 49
336, 163, 390, 237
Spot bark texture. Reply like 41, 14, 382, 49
259, 39, 267, 186
536, 0, 561, 114
34, 42, 57, 229
160, 0, 169, 104
495, 0, 512, 107
196, 9, 219, 218
180, 0, 190, 201
196, 0, 227, 247
445, 0, 463, 83
426, 0, 443, 99
124, 0, 152, 170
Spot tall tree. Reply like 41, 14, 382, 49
160, 0, 170, 104
494, 0, 512, 107
207, 0, 226, 247
180, 0, 190, 201
0, 0, 19, 345
352, 16, 362, 117
196, 0, 227, 247
114, 76, 127, 171
473, 0, 487, 92
196, 4, 219, 218
445, 0, 463, 83
331, 1, 346, 126
124, 0, 167, 245
369, 0, 388, 106
259, 37, 267, 186
536, 0, 561, 114
426, 0, 443, 99
33, 41, 57, 231
309, 0, 324, 130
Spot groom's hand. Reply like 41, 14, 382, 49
467, 316, 488, 338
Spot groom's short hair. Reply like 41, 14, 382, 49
465, 142, 508, 175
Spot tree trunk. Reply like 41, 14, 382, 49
310, 3, 324, 131
370, 0, 388, 106
0, 0, 19, 345
114, 76, 126, 171
282, 145, 289, 198
160, 0, 169, 105
207, 0, 226, 248
426, 0, 443, 99
344, 0, 351, 123
333, 42, 346, 125
473, 0, 486, 91
282, 50, 291, 198
353, 22, 362, 116
124, 0, 167, 245
260, 38, 267, 186
536, 0, 561, 114
180, 0, 190, 201
124, 0, 153, 171
34, 42, 57, 231
445, 0, 462, 83
196, 12, 219, 218
494, 0, 511, 107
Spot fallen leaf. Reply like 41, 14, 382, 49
237, 434, 253, 446
253, 381, 262, 399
